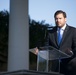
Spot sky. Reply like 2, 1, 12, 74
0, 0, 9, 11
29, 0, 76, 27
0, 0, 76, 27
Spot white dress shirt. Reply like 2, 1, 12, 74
57, 24, 67, 44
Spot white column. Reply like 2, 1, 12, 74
8, 0, 29, 71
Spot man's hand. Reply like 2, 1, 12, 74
34, 47, 39, 54
64, 48, 73, 56
29, 47, 39, 55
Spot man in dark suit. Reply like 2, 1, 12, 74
47, 10, 76, 75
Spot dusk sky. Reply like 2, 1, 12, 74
0, 0, 76, 27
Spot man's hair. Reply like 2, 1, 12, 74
54, 10, 67, 18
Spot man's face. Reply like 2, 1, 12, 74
55, 13, 66, 28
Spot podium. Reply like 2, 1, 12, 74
30, 46, 73, 73
37, 46, 73, 73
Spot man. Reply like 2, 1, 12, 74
46, 10, 76, 75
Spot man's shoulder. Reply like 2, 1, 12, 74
66, 24, 76, 30
67, 24, 76, 29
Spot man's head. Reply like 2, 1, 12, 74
54, 10, 67, 28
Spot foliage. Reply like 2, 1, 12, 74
0, 10, 9, 53
29, 19, 50, 48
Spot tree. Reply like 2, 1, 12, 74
0, 10, 9, 54
29, 19, 50, 48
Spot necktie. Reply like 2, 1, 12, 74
58, 28, 62, 45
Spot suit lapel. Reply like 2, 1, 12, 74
52, 25, 69, 47
60, 25, 69, 46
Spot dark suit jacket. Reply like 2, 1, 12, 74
47, 24, 76, 56
47, 24, 76, 74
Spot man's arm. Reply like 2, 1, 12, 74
72, 28, 76, 57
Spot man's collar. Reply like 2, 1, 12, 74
61, 24, 67, 30
57, 24, 67, 31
